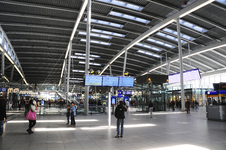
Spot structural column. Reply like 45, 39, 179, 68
108, 88, 111, 127
85, 0, 91, 115
123, 49, 128, 76
10, 65, 14, 81
1, 52, 4, 77
176, 18, 185, 111
64, 59, 67, 102
67, 41, 72, 104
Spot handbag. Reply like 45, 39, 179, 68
26, 110, 36, 120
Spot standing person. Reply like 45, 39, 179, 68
149, 100, 154, 118
18, 100, 21, 110
114, 101, 127, 138
26, 100, 37, 134
48, 101, 51, 108
186, 100, 191, 114
171, 100, 175, 111
66, 105, 71, 125
195, 100, 199, 110
0, 97, 7, 136
70, 102, 76, 127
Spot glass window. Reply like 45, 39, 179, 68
85, 18, 124, 28
147, 38, 175, 48
136, 43, 161, 51
179, 19, 207, 33
137, 50, 161, 58
156, 32, 186, 44
216, 0, 226, 5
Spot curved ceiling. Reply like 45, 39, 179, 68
1, 0, 226, 85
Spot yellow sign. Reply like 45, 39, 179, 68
14, 88, 19, 93
8, 88, 13, 93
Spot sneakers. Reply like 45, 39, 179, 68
120, 135, 123, 138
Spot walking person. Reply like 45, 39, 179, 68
70, 102, 76, 127
26, 100, 38, 134
0, 96, 7, 136
186, 100, 191, 114
195, 100, 199, 110
114, 101, 127, 138
66, 105, 70, 125
171, 100, 175, 111
149, 100, 153, 118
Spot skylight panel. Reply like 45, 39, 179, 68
79, 32, 112, 39
81, 39, 111, 45
74, 53, 100, 58
147, 38, 175, 48
136, 43, 161, 51
179, 20, 207, 33
138, 50, 161, 58
96, 0, 143, 11
163, 28, 194, 41
91, 29, 125, 37
109, 11, 150, 24
156, 32, 186, 44
79, 61, 102, 66
85, 18, 123, 28
216, 0, 226, 5
71, 56, 95, 60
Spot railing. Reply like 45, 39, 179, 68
37, 105, 114, 115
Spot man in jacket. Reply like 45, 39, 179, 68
0, 96, 7, 136
70, 102, 77, 126
114, 101, 127, 138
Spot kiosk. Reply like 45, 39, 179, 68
206, 83, 226, 121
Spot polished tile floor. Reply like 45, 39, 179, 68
1, 107, 226, 150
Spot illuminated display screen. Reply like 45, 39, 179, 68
169, 68, 201, 84
85, 75, 102, 86
118, 77, 134, 87
102, 76, 119, 86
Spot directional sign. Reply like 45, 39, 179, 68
14, 88, 19, 93
8, 88, 13, 93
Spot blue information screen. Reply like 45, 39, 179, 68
102, 76, 119, 86
85, 75, 102, 86
118, 77, 134, 87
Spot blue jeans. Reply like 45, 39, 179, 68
0, 120, 4, 133
117, 119, 124, 135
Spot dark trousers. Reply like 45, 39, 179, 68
29, 120, 36, 130
187, 106, 190, 114
67, 115, 70, 124
71, 113, 76, 125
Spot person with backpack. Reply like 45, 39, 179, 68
149, 100, 154, 118
114, 101, 127, 138
0, 96, 7, 136
26, 100, 38, 134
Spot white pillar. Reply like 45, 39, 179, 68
67, 42, 72, 104
176, 18, 185, 111
108, 88, 111, 127
85, 0, 91, 115
123, 49, 128, 76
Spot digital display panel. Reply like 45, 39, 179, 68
118, 77, 134, 87
169, 68, 201, 84
102, 76, 119, 86
85, 75, 102, 86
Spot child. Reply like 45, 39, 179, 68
66, 105, 70, 125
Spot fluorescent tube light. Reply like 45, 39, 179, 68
79, 61, 102, 66
71, 56, 94, 60
72, 70, 86, 73
81, 39, 111, 45
75, 53, 100, 58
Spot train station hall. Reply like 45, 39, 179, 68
0, 0, 226, 150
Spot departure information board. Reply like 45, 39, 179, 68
118, 77, 134, 87
85, 75, 102, 86
169, 68, 201, 84
102, 76, 119, 86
